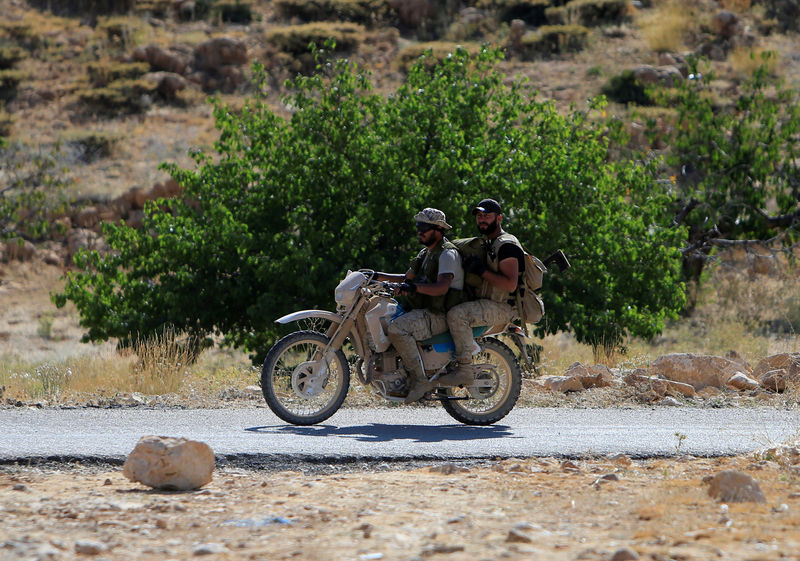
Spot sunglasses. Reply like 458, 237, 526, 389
416, 222, 436, 233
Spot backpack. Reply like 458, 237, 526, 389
452, 237, 546, 332
518, 252, 546, 329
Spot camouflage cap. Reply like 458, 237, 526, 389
413, 208, 452, 230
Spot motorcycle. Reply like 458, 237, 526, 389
260, 269, 527, 426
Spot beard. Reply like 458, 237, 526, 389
477, 218, 500, 236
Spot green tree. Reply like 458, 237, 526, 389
654, 54, 800, 291
54, 46, 685, 360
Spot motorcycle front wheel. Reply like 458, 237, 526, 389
261, 330, 350, 425
440, 337, 521, 426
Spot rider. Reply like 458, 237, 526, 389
374, 208, 465, 403
444, 198, 525, 384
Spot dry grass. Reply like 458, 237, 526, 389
634, 0, 697, 53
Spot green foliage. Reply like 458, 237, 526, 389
274, 0, 389, 25
517, 24, 590, 58
653, 54, 800, 285
55, 46, 685, 360
396, 41, 481, 72
0, 140, 72, 242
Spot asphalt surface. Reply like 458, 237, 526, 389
2, 407, 798, 467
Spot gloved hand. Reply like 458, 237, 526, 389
398, 282, 417, 294
463, 255, 486, 276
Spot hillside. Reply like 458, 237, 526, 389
2, 0, 798, 206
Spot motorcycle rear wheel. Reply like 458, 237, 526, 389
440, 337, 521, 425
261, 330, 350, 425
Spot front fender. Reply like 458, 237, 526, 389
275, 310, 342, 325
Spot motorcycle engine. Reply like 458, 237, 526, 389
366, 351, 408, 397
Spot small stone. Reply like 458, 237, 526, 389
660, 396, 681, 406
74, 540, 108, 555
505, 528, 533, 543
12, 483, 28, 492
193, 543, 228, 555
606, 453, 632, 467
561, 460, 580, 472
610, 546, 639, 561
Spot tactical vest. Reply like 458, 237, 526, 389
480, 231, 524, 304
406, 238, 466, 314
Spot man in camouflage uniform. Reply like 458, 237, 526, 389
444, 198, 525, 384
375, 208, 465, 403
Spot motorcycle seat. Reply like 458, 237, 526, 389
420, 326, 487, 353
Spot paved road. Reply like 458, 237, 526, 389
1, 407, 798, 463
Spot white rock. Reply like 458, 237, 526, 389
123, 435, 214, 491
74, 539, 107, 554
727, 371, 760, 391
193, 542, 229, 555
660, 396, 681, 406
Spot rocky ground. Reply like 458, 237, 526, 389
4, 451, 800, 561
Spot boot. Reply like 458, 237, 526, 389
437, 363, 475, 387
404, 370, 435, 404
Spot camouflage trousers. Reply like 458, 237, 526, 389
447, 299, 514, 364
386, 308, 448, 380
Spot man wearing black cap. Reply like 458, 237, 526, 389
442, 198, 525, 385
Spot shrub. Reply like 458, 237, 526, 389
266, 22, 366, 54
87, 61, 149, 87
601, 69, 653, 105
0, 46, 25, 70
96, 16, 148, 49
63, 130, 121, 163
545, 5, 567, 24
563, 0, 629, 26
27, 0, 135, 17
77, 78, 156, 113
0, 69, 26, 102
0, 21, 39, 49
0, 109, 11, 137
474, 0, 551, 25
395, 41, 481, 72
517, 24, 589, 58
214, 1, 256, 23
133, 0, 173, 17
275, 0, 388, 24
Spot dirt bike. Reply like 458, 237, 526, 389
260, 269, 528, 426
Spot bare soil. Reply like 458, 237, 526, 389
3, 454, 800, 561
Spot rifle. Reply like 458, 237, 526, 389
542, 249, 570, 272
